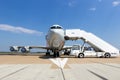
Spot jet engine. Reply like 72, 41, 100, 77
21, 46, 30, 53
64, 36, 69, 40
10, 46, 19, 52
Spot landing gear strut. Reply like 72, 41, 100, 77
53, 51, 60, 57
46, 52, 50, 56
46, 50, 50, 56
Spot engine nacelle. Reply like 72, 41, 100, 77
21, 46, 30, 53
10, 46, 19, 52
64, 36, 70, 40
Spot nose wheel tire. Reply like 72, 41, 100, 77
53, 52, 59, 57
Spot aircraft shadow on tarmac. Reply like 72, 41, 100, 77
38, 55, 77, 59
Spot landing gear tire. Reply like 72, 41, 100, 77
57, 52, 60, 57
53, 52, 59, 57
46, 52, 50, 56
64, 52, 67, 55
53, 52, 57, 57
104, 53, 111, 58
78, 53, 84, 58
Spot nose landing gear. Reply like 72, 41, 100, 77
53, 50, 60, 57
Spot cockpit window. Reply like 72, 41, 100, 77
50, 26, 56, 29
50, 26, 63, 29
57, 26, 62, 29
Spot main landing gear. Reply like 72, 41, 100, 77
46, 50, 60, 58
46, 52, 50, 56
53, 52, 60, 57
46, 50, 50, 56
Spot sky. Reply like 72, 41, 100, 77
0, 0, 120, 51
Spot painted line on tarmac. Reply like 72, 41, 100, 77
90, 61, 120, 69
49, 58, 68, 69
87, 69, 108, 80
0, 66, 28, 80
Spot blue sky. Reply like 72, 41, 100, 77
0, 0, 120, 51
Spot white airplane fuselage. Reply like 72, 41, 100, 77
10, 24, 66, 57
46, 25, 65, 51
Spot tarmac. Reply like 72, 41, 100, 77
0, 54, 120, 80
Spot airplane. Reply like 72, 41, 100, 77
10, 24, 120, 58
10, 24, 71, 57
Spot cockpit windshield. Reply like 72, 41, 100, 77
50, 25, 63, 29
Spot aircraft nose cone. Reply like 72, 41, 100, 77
53, 39, 60, 47
51, 30, 58, 34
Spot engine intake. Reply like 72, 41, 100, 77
10, 46, 19, 52
21, 46, 30, 53
64, 36, 69, 40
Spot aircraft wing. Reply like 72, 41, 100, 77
29, 46, 51, 50
62, 46, 72, 50
29, 46, 72, 51
10, 46, 51, 52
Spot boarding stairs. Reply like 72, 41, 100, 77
65, 29, 119, 54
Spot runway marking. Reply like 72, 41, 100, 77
87, 69, 108, 80
49, 58, 68, 69
90, 61, 120, 69
0, 66, 28, 80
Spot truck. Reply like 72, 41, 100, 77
65, 29, 119, 58
70, 45, 119, 58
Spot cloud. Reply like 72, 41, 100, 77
89, 7, 96, 11
68, 0, 77, 7
0, 24, 42, 35
112, 1, 120, 7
